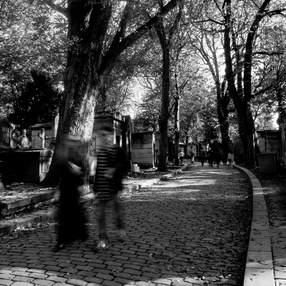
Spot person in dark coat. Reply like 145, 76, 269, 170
198, 149, 207, 166
93, 126, 127, 252
213, 148, 221, 168
207, 149, 214, 167
54, 134, 88, 251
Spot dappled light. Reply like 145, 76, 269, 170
0, 165, 253, 286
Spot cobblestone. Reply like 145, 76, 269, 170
0, 164, 253, 286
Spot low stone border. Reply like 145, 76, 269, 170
235, 165, 275, 286
0, 164, 187, 237
0, 190, 58, 217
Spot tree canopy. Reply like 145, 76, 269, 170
1, 0, 286, 173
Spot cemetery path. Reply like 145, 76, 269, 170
0, 163, 254, 286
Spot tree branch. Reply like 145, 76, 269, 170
169, 0, 183, 41
254, 84, 274, 97
266, 8, 286, 17
41, 0, 68, 17
243, 0, 271, 103
109, 2, 134, 50
99, 0, 181, 77
253, 51, 283, 56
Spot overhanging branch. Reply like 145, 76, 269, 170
41, 0, 67, 17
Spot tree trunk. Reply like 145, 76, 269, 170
237, 103, 256, 167
155, 2, 182, 171
42, 0, 180, 184
217, 81, 230, 163
219, 120, 230, 164
158, 45, 170, 171
223, 0, 270, 168
174, 95, 180, 166
43, 0, 112, 185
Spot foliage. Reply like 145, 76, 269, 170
8, 70, 62, 129
2, 0, 286, 171
132, 91, 161, 132
180, 81, 219, 145
0, 0, 66, 116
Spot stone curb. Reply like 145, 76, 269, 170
0, 189, 58, 217
234, 165, 275, 286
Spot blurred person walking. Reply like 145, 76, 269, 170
93, 126, 127, 252
198, 148, 207, 166
54, 134, 88, 251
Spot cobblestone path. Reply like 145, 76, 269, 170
0, 164, 252, 286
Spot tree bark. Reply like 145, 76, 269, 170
42, 0, 180, 184
155, 1, 182, 171
223, 0, 271, 168
193, 25, 232, 164
157, 31, 171, 172
217, 81, 230, 163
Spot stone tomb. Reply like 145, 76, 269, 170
0, 148, 53, 184
131, 132, 156, 169
0, 117, 13, 149
0, 121, 55, 184
0, 113, 131, 184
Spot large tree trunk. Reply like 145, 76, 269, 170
42, 0, 180, 184
217, 81, 230, 163
158, 45, 170, 171
155, 2, 182, 171
223, 0, 271, 168
43, 0, 112, 185
174, 96, 180, 166
237, 103, 256, 166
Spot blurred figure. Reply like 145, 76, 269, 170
179, 149, 184, 164
198, 148, 207, 166
213, 148, 221, 168
189, 149, 195, 163
207, 149, 214, 167
54, 134, 88, 251
93, 126, 127, 252
227, 151, 234, 167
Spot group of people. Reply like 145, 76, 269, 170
198, 147, 234, 167
198, 148, 221, 167
55, 126, 127, 253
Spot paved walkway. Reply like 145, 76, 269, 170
0, 163, 253, 286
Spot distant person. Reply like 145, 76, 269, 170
227, 151, 234, 167
213, 148, 221, 168
189, 149, 195, 163
179, 150, 184, 164
207, 149, 214, 167
54, 134, 88, 251
198, 148, 207, 166
93, 126, 127, 252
